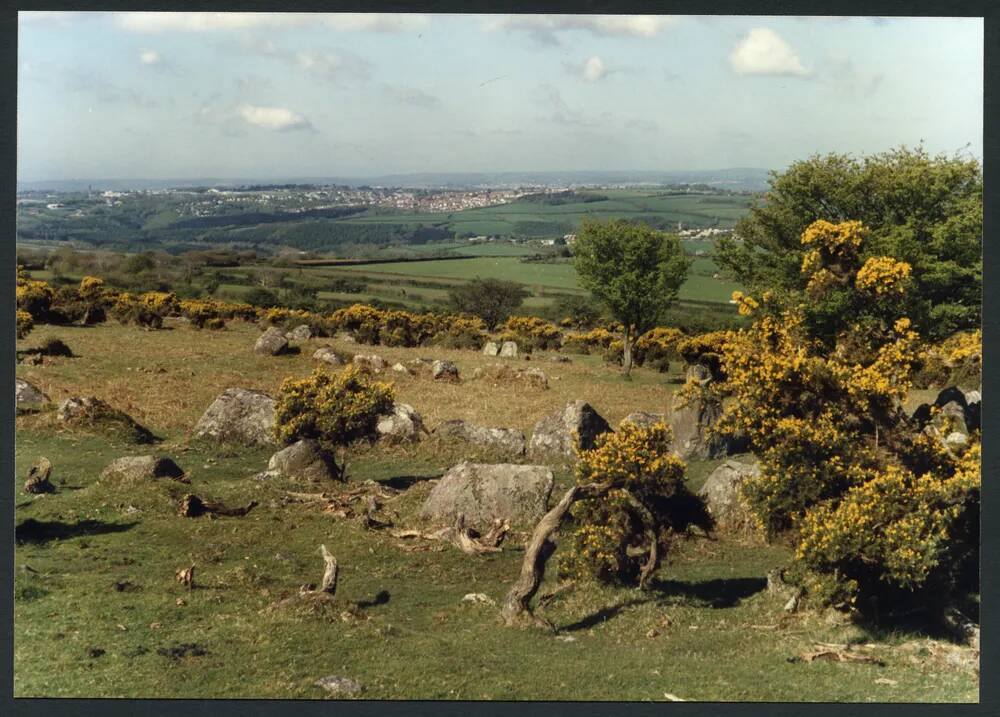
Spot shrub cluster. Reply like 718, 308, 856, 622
498, 315, 562, 351
273, 366, 396, 461
713, 219, 980, 614
559, 421, 707, 586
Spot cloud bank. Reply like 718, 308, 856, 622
730, 28, 808, 76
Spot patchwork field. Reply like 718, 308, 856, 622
13, 320, 978, 701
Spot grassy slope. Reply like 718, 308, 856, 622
13, 322, 977, 701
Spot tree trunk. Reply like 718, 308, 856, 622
622, 326, 634, 376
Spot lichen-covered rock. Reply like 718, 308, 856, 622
285, 324, 312, 341
57, 396, 156, 444
25, 457, 55, 494
499, 341, 519, 358
254, 326, 290, 356
376, 403, 425, 442
421, 461, 554, 531
622, 411, 668, 428
100, 455, 186, 482
314, 675, 363, 696
313, 347, 346, 366
432, 360, 460, 382
529, 400, 611, 459
15, 378, 49, 407
482, 341, 500, 356
433, 420, 526, 457
353, 354, 386, 373
266, 440, 340, 482
668, 393, 728, 460
391, 362, 413, 375
911, 386, 981, 446
698, 460, 761, 533
520, 367, 548, 389
192, 388, 276, 447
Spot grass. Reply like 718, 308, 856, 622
13, 320, 979, 701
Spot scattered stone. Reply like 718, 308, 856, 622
499, 341, 519, 358
57, 396, 156, 444
100, 455, 187, 483
266, 440, 341, 482
433, 419, 526, 457
529, 400, 611, 459
353, 354, 386, 373
286, 324, 312, 341
482, 341, 500, 356
698, 460, 761, 533
912, 386, 981, 435
462, 593, 497, 606
622, 411, 668, 428
314, 675, 363, 696
313, 347, 347, 366
548, 355, 571, 363
376, 403, 426, 442
391, 362, 413, 375
254, 326, 290, 356
15, 378, 49, 408
24, 457, 55, 494
192, 388, 276, 447
421, 461, 554, 531
19, 353, 43, 366
431, 359, 460, 382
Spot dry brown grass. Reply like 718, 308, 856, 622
16, 320, 681, 439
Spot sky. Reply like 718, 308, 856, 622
17, 12, 984, 181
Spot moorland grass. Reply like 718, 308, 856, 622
12, 320, 979, 701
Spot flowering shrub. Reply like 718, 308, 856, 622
634, 326, 685, 372
16, 310, 33, 339
561, 327, 616, 354
110, 293, 164, 329
15, 273, 54, 318
913, 329, 982, 389
273, 366, 395, 461
713, 219, 980, 613
428, 313, 487, 350
559, 421, 705, 586
78, 276, 105, 299
855, 256, 912, 295
676, 330, 734, 380
498, 315, 562, 351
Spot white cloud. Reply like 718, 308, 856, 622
139, 49, 160, 65
582, 56, 606, 82
487, 14, 676, 44
114, 12, 427, 33
730, 28, 808, 77
295, 50, 370, 83
237, 104, 312, 131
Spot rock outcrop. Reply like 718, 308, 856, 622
529, 400, 611, 459
100, 455, 186, 482
697, 460, 761, 534
15, 378, 49, 408
421, 461, 554, 531
254, 326, 290, 356
285, 324, 312, 341
192, 388, 276, 447
376, 403, 426, 442
499, 341, 519, 358
433, 420, 526, 457
57, 396, 156, 444
313, 347, 347, 366
432, 360, 460, 382
265, 440, 340, 482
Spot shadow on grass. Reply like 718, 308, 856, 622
651, 576, 767, 608
15, 518, 138, 545
379, 474, 440, 491
558, 576, 767, 632
356, 590, 391, 609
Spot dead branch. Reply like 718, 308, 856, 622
319, 545, 338, 596
175, 565, 194, 589
179, 494, 258, 518
25, 457, 55, 494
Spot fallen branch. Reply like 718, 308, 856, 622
179, 494, 258, 518
319, 545, 338, 596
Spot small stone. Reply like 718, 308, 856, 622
314, 675, 364, 696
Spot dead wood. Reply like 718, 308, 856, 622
319, 544, 338, 596
175, 565, 194, 589
179, 494, 258, 518
25, 457, 55, 494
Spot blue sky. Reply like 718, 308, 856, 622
17, 12, 983, 180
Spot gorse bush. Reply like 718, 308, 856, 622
498, 315, 562, 351
16, 310, 33, 339
713, 219, 980, 616
559, 421, 707, 586
273, 366, 395, 466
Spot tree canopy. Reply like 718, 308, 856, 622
714, 146, 982, 343
573, 218, 690, 374
447, 277, 530, 330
